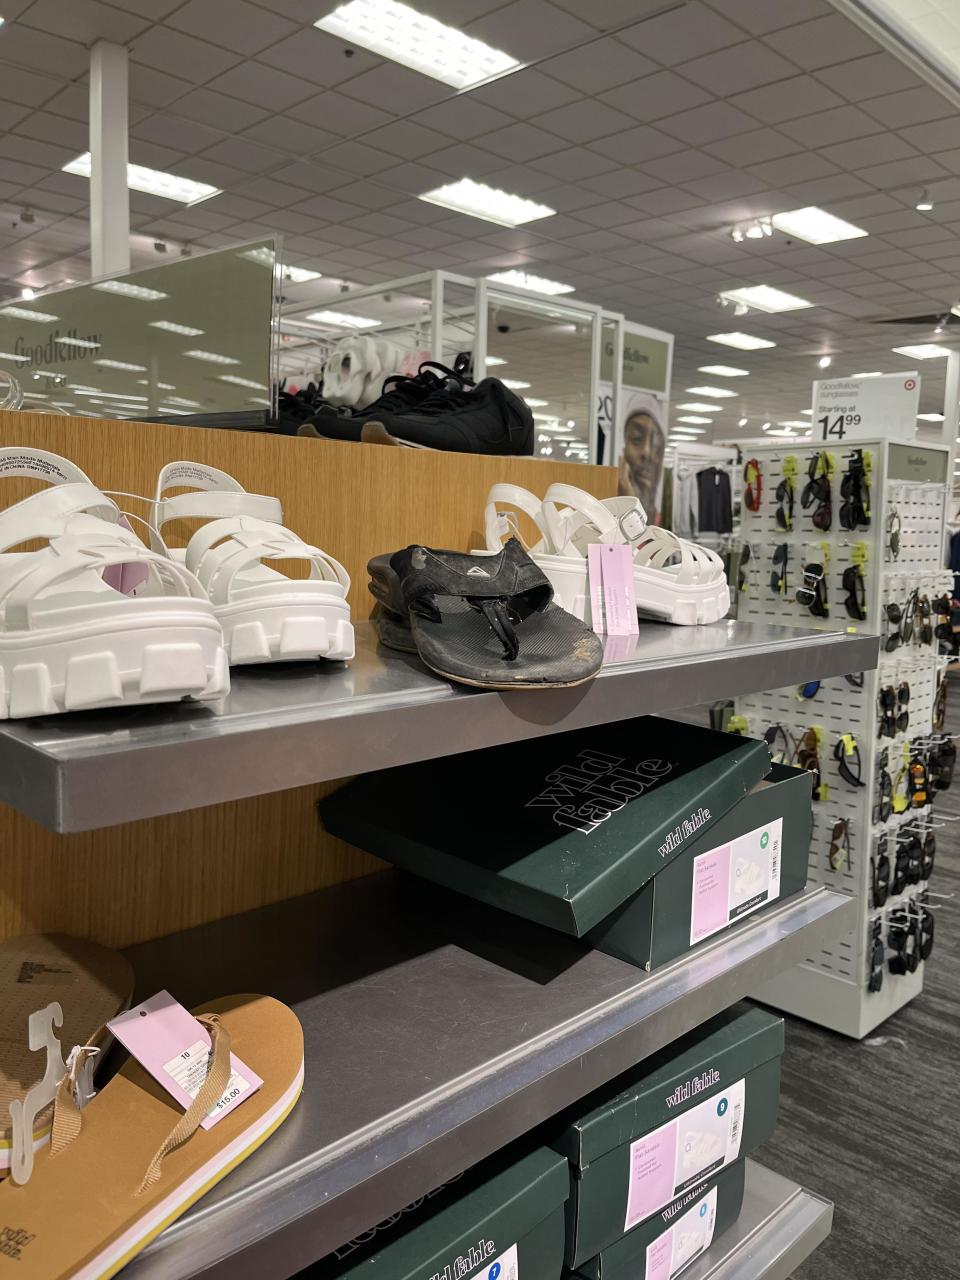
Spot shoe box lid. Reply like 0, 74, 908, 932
320, 719, 772, 938
306, 1144, 568, 1279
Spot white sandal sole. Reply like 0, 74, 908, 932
536, 555, 731, 627
217, 599, 355, 665
0, 612, 228, 718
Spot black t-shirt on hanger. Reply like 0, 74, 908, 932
696, 467, 733, 533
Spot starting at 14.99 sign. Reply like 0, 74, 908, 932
811, 372, 920, 443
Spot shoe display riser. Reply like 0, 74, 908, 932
736, 438, 950, 1038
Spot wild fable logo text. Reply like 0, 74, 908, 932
661, 1187, 705, 1223
665, 1067, 721, 1109
429, 1238, 496, 1279
658, 807, 711, 859
525, 749, 675, 835
0, 1227, 35, 1260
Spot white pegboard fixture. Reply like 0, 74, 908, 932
737, 438, 951, 1038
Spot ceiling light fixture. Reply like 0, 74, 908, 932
916, 189, 934, 211
917, 412, 945, 421
93, 358, 147, 371
706, 332, 776, 350
698, 364, 749, 377
304, 309, 380, 329
851, 371, 883, 377
677, 416, 712, 424
525, 398, 549, 407
761, 422, 772, 431
501, 379, 531, 389
0, 305, 58, 322
55, 336, 101, 349
771, 206, 868, 245
738, 417, 748, 427
419, 178, 555, 228
149, 320, 204, 336
218, 375, 266, 390
315, 0, 519, 90
92, 280, 167, 302
731, 217, 772, 243
677, 402, 722, 412
719, 285, 813, 313
891, 344, 950, 359
73, 389, 148, 400
935, 313, 951, 334
20, 287, 35, 300
0, 350, 28, 363
778, 420, 811, 428
818, 355, 832, 368
182, 350, 240, 364
486, 269, 574, 295
686, 385, 738, 398
64, 154, 220, 205
485, 356, 507, 366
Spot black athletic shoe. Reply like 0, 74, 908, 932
310, 362, 464, 441
365, 377, 534, 455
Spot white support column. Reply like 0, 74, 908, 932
89, 41, 130, 279
944, 349, 960, 487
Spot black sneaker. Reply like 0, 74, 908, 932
366, 377, 533, 455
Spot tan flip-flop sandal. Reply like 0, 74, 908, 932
0, 993, 303, 1279
0, 935, 134, 1176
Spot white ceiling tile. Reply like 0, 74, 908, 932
704, 0, 832, 35
477, 164, 560, 195
132, 114, 227, 154
780, 105, 884, 148
619, 2, 743, 65
288, 193, 369, 224
288, 90, 393, 134
167, 0, 299, 57
628, 187, 709, 215
14, 185, 84, 215
242, 116, 337, 154
269, 160, 355, 193
0, 64, 65, 109
640, 149, 730, 183
22, 0, 150, 43
337, 64, 452, 114
539, 38, 656, 93
588, 168, 664, 198
899, 118, 960, 153
931, 149, 960, 176
199, 137, 280, 172
357, 120, 447, 160
854, 156, 949, 187
746, 151, 839, 185
779, 173, 873, 203
858, 209, 931, 233
678, 41, 797, 95
659, 101, 758, 145
428, 142, 505, 174
127, 66, 195, 109
130, 27, 242, 84
814, 52, 922, 102
478, 122, 567, 162
589, 124, 681, 164
830, 192, 903, 217
259, 209, 318, 233
862, 87, 956, 129
763, 13, 879, 68
14, 108, 87, 151
128, 139, 187, 170
256, 29, 382, 85
373, 159, 451, 192
706, 128, 802, 166
316, 140, 398, 177
531, 145, 618, 180
819, 134, 917, 169
167, 89, 271, 132
683, 169, 771, 200
412, 96, 514, 140
575, 201, 651, 228
729, 75, 845, 124
165, 156, 248, 189
0, 24, 89, 79
598, 71, 712, 123
530, 99, 636, 144
466, 0, 596, 61
205, 62, 316, 111
472, 68, 581, 117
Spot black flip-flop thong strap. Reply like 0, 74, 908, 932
474, 597, 521, 660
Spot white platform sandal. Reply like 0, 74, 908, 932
0, 448, 228, 718
484, 482, 730, 626
152, 462, 354, 665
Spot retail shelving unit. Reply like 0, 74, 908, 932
737, 437, 950, 1037
0, 619, 878, 833
0, 617, 876, 1280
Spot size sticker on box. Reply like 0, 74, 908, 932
624, 1078, 744, 1232
108, 990, 262, 1132
467, 1241, 518, 1280
689, 817, 782, 946
645, 1186, 718, 1280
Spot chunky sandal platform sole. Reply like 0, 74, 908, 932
217, 600, 354, 665
541, 556, 731, 626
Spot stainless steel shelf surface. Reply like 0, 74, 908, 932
0, 619, 878, 832
684, 1160, 832, 1280
118, 872, 855, 1280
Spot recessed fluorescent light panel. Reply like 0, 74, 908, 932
892, 344, 950, 359
93, 358, 147, 371
304, 310, 380, 329
706, 332, 776, 350
55, 336, 101, 349
218, 375, 265, 389
677, 416, 712, 424
720, 285, 813, 313
501, 379, 531, 389
778, 420, 810, 428
686, 386, 738, 398
0, 305, 58, 322
485, 356, 507, 366
677, 402, 723, 412
917, 412, 945, 421
771, 206, 868, 245
420, 178, 554, 228
698, 365, 749, 377
182, 350, 240, 364
149, 321, 204, 335
92, 280, 167, 302
0, 351, 28, 362
525, 398, 549, 407
487, 270, 574, 295
852, 371, 883, 377
64, 154, 220, 205
315, 0, 519, 90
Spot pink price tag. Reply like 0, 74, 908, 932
108, 990, 262, 1131
589, 544, 639, 636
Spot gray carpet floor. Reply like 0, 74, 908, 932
754, 686, 960, 1279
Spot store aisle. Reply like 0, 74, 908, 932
757, 681, 960, 1280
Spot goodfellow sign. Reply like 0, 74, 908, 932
12, 330, 103, 365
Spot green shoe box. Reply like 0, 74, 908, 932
586, 764, 813, 970
320, 719, 772, 938
306, 1145, 569, 1279
570, 1161, 746, 1280
547, 1007, 783, 1270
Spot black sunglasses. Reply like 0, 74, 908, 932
842, 564, 866, 621
775, 477, 795, 530
770, 542, 789, 595
797, 562, 828, 616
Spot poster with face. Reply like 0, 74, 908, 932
618, 389, 667, 524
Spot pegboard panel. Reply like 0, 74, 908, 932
884, 481, 948, 574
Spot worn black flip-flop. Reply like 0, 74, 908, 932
368, 537, 603, 689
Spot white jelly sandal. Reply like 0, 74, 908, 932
152, 462, 354, 665
484, 482, 730, 626
0, 448, 228, 718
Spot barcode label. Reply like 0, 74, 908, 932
163, 1040, 252, 1119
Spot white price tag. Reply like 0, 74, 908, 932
811, 372, 920, 443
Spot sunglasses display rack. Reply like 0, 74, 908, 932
734, 437, 951, 1039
